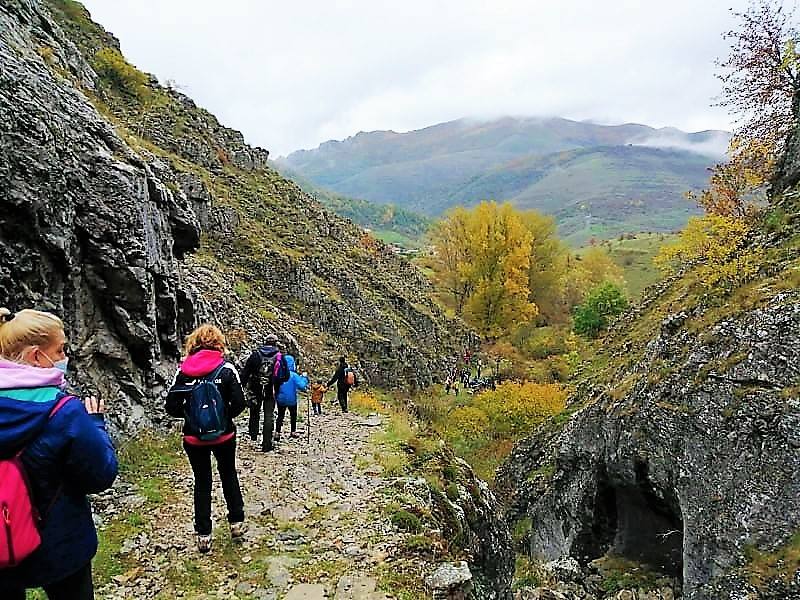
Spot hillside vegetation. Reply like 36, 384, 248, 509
274, 163, 430, 247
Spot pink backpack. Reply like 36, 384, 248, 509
0, 395, 71, 569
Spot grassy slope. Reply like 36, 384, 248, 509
273, 163, 429, 247
580, 233, 675, 299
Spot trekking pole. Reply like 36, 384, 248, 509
307, 393, 311, 444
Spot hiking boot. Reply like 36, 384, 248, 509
273, 432, 281, 442
197, 534, 212, 553
290, 431, 300, 439
260, 444, 274, 452
230, 521, 248, 539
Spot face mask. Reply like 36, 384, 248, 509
40, 350, 68, 374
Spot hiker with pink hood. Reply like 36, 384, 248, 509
165, 323, 247, 553
0, 308, 117, 600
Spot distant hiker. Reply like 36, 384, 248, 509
0, 308, 118, 600
274, 355, 309, 440
476, 359, 483, 379
166, 324, 247, 553
310, 380, 327, 415
328, 357, 357, 413
240, 334, 289, 452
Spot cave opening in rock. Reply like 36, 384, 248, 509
572, 462, 684, 578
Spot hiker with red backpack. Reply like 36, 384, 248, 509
166, 323, 247, 553
0, 308, 118, 600
327, 356, 357, 413
240, 334, 289, 452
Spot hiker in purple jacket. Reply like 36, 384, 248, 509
0, 308, 117, 600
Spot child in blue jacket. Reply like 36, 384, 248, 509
274, 355, 308, 440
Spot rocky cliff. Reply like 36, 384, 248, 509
497, 221, 800, 598
0, 0, 466, 435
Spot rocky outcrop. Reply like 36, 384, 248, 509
0, 0, 203, 434
391, 448, 514, 600
498, 281, 800, 599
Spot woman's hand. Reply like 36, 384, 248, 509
84, 395, 105, 414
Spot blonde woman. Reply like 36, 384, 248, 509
166, 323, 247, 552
0, 308, 117, 600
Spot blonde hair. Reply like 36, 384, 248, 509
0, 308, 64, 362
184, 323, 226, 356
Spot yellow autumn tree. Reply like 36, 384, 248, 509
655, 214, 763, 293
688, 136, 775, 219
560, 246, 626, 314
520, 211, 569, 324
430, 201, 537, 336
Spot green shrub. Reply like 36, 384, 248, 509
233, 280, 250, 300
92, 47, 151, 100
764, 207, 789, 234
404, 535, 436, 555
390, 509, 423, 533
445, 483, 460, 501
573, 281, 628, 338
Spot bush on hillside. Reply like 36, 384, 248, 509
573, 282, 628, 338
448, 381, 567, 441
92, 47, 151, 100
654, 215, 764, 295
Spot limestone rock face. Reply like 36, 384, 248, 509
0, 0, 202, 434
498, 289, 800, 599
395, 449, 514, 600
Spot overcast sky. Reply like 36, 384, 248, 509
80, 0, 752, 157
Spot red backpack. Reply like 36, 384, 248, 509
0, 395, 72, 569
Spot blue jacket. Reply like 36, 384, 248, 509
276, 355, 308, 407
0, 360, 118, 588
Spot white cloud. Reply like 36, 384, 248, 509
629, 129, 733, 159
79, 0, 750, 156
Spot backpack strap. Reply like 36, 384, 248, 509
204, 363, 226, 382
18, 395, 76, 518
50, 394, 75, 418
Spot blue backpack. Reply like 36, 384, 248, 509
186, 364, 227, 441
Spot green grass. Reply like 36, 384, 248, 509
594, 556, 670, 593
579, 233, 675, 299
373, 229, 424, 249
743, 530, 800, 589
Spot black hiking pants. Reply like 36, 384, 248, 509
7, 562, 94, 600
276, 404, 298, 433
337, 385, 349, 412
248, 393, 276, 450
184, 437, 244, 536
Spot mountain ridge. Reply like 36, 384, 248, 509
284, 117, 729, 160
280, 116, 729, 244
